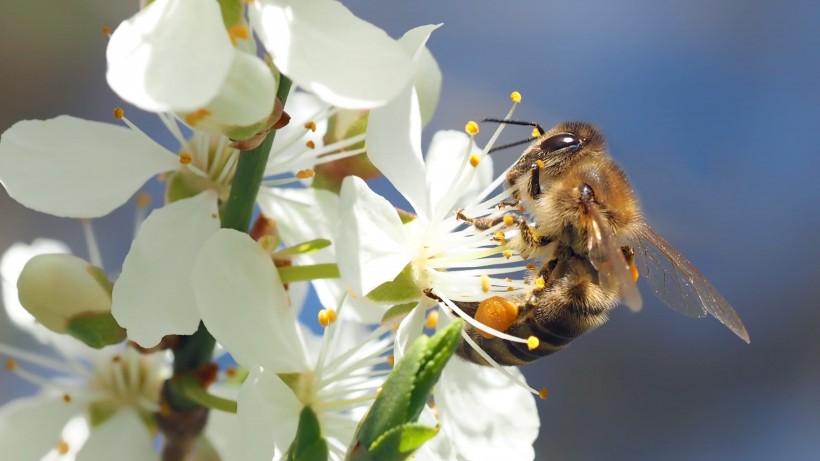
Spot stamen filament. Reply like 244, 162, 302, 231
80, 219, 103, 269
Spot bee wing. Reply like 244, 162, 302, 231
632, 223, 750, 343
586, 203, 643, 311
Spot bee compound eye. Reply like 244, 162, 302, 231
540, 133, 582, 153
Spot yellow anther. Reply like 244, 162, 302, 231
527, 336, 540, 350
184, 109, 211, 126
56, 440, 70, 455
532, 127, 541, 138
304, 121, 317, 132
305, 140, 316, 149
480, 274, 491, 293
503, 250, 512, 259
526, 263, 536, 271
296, 169, 315, 179
225, 367, 238, 378
113, 107, 124, 120
376, 386, 383, 395
535, 159, 545, 169
425, 310, 439, 329
136, 192, 151, 209
257, 235, 276, 253
503, 215, 514, 226
159, 403, 172, 417
178, 152, 193, 165
386, 355, 395, 366
326, 308, 337, 324
538, 388, 549, 400
101, 26, 111, 37
510, 91, 522, 103
5, 358, 16, 370
227, 24, 250, 45
318, 309, 333, 328
534, 277, 545, 289
465, 120, 480, 136
469, 153, 481, 167
506, 286, 515, 292
495, 231, 506, 241
62, 393, 72, 403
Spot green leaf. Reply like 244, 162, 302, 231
285, 406, 329, 461
365, 265, 421, 303
65, 311, 126, 349
346, 320, 462, 461
368, 423, 439, 461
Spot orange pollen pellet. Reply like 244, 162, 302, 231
62, 393, 72, 403
630, 262, 640, 282
534, 277, 545, 289
56, 439, 70, 455
503, 250, 512, 259
386, 355, 395, 366
510, 91, 522, 103
113, 107, 124, 120
304, 121, 317, 132
469, 153, 481, 167
227, 24, 250, 45
136, 192, 151, 208
503, 215, 514, 226
178, 152, 193, 165
101, 26, 111, 37
475, 296, 519, 339
425, 310, 439, 329
5, 358, 16, 370
480, 274, 491, 293
305, 140, 316, 149
535, 159, 545, 169
527, 336, 540, 350
296, 169, 315, 179
465, 121, 479, 136
538, 388, 549, 400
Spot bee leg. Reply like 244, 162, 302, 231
528, 163, 542, 199
456, 210, 552, 258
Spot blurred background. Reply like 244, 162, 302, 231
1, 0, 818, 459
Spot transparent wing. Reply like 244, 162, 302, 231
586, 203, 643, 311
632, 222, 750, 343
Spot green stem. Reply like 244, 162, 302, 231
166, 76, 293, 412
278, 263, 340, 284
176, 375, 238, 413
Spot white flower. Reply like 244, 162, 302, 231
106, 0, 277, 133
191, 229, 394, 460
250, 0, 421, 109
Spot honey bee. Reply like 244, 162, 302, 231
451, 121, 749, 366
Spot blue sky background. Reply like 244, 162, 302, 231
1, 1, 819, 460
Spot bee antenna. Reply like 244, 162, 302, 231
487, 137, 538, 154
481, 118, 546, 136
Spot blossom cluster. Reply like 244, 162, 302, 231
0, 1, 540, 460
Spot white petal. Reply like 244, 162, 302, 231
192, 229, 308, 372
191, 52, 278, 134
0, 116, 178, 218
1, 239, 70, 336
0, 393, 83, 460
250, 0, 412, 108
337, 177, 413, 296
393, 300, 427, 362
76, 409, 159, 461
204, 386, 244, 461
436, 360, 540, 461
366, 84, 428, 216
238, 367, 302, 460
106, 0, 234, 112
398, 24, 442, 127
112, 191, 220, 347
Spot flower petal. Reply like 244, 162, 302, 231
0, 116, 178, 217
238, 367, 302, 460
436, 359, 540, 461
394, 300, 428, 362
250, 0, 413, 108
76, 409, 159, 461
337, 177, 413, 296
106, 0, 234, 112
0, 393, 84, 460
192, 229, 308, 372
112, 191, 220, 348
398, 24, 442, 127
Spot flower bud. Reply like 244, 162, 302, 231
17, 254, 125, 347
